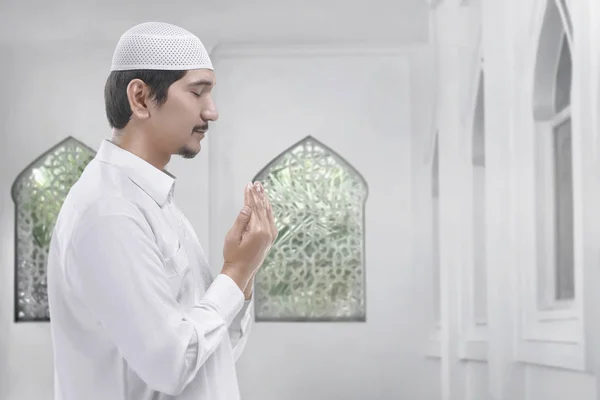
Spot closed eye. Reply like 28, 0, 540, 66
191, 92, 201, 97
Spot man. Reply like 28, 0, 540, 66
47, 21, 277, 400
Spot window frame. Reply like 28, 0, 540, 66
12, 136, 96, 322
250, 135, 369, 323
458, 43, 489, 362
516, 0, 585, 371
425, 131, 442, 359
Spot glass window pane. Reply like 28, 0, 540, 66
472, 75, 487, 322
253, 136, 367, 321
432, 135, 439, 197
433, 198, 440, 324
472, 72, 485, 167
473, 166, 487, 322
432, 137, 440, 324
553, 118, 574, 300
554, 36, 572, 113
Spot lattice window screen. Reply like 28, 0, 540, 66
252, 136, 368, 322
12, 137, 95, 322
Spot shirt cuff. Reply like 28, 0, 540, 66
231, 298, 253, 330
203, 274, 245, 326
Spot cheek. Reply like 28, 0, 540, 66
160, 99, 196, 134
178, 99, 199, 128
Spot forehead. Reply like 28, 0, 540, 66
181, 69, 216, 86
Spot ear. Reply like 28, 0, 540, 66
126, 79, 151, 120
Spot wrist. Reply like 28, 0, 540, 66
244, 275, 255, 300
221, 264, 249, 294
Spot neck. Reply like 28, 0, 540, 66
111, 128, 171, 171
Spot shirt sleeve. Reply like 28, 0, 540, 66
66, 210, 245, 396
229, 295, 254, 362
187, 292, 253, 365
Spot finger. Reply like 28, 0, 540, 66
233, 203, 252, 238
258, 182, 269, 211
253, 182, 267, 221
244, 182, 253, 209
264, 189, 278, 242
241, 183, 254, 232
246, 183, 262, 229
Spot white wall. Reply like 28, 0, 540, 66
424, 0, 600, 399
417, 1, 489, 398
206, 43, 438, 400
0, 40, 111, 400
0, 38, 438, 400
0, 0, 428, 46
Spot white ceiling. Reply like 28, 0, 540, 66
0, 0, 429, 47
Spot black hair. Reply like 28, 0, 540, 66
104, 69, 187, 129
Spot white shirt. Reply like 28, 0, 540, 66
47, 139, 253, 400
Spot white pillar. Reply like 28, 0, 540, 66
577, 0, 600, 396
430, 0, 469, 398
481, 0, 524, 398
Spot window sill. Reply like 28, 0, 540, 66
459, 323, 488, 362
425, 328, 441, 359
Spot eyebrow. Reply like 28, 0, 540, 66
187, 79, 215, 88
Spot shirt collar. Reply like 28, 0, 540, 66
95, 139, 176, 207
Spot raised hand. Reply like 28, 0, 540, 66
221, 182, 277, 292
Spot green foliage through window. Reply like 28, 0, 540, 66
12, 137, 95, 322
253, 136, 368, 321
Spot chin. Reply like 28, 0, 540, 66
178, 145, 200, 159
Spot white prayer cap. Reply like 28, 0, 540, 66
110, 22, 213, 72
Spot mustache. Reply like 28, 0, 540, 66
193, 124, 209, 134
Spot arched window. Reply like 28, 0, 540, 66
432, 133, 440, 326
472, 70, 487, 324
252, 136, 368, 322
533, 0, 573, 306
12, 137, 95, 322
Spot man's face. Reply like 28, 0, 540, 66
147, 69, 219, 159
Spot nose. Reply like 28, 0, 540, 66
201, 95, 219, 122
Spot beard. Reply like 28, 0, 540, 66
177, 145, 199, 159
177, 124, 207, 159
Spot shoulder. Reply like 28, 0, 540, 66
54, 163, 164, 250
60, 164, 156, 235
53, 192, 151, 252
74, 195, 150, 239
